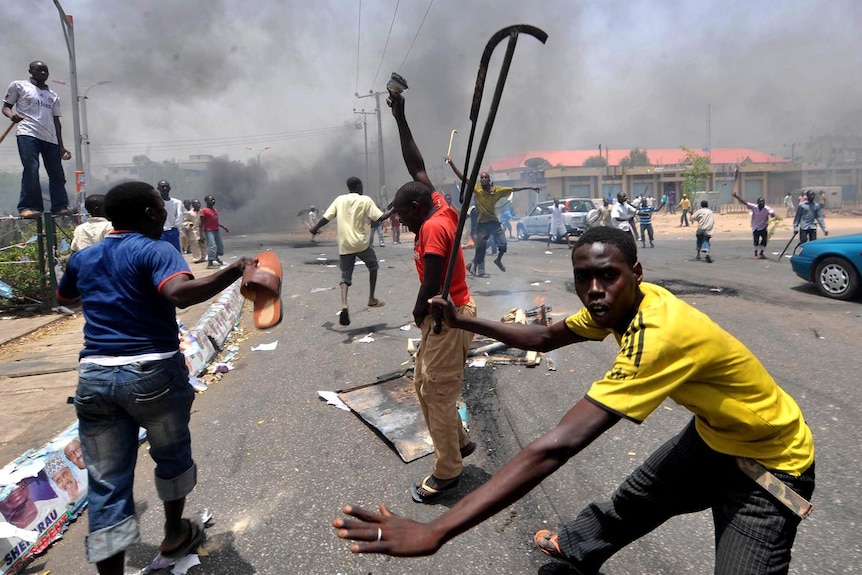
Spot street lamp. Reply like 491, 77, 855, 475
246, 145, 271, 166
53, 80, 111, 186
257, 146, 271, 166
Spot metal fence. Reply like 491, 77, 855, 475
0, 215, 75, 314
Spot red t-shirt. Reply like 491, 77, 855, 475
200, 207, 220, 232
413, 192, 470, 306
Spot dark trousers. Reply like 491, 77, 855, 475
799, 229, 818, 244
16, 135, 69, 213
753, 228, 768, 249
473, 221, 506, 272
557, 419, 814, 575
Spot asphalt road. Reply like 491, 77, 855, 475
24, 226, 862, 575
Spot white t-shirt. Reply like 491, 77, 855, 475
611, 202, 637, 232
322, 193, 384, 255
550, 204, 565, 227
3, 80, 62, 144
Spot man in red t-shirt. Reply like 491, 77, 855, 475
199, 195, 230, 268
387, 89, 478, 504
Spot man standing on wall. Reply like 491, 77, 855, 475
3, 61, 73, 218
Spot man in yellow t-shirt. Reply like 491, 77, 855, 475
309, 177, 390, 326
446, 161, 538, 276
334, 227, 815, 575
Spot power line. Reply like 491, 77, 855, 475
397, 0, 434, 72
370, 0, 400, 89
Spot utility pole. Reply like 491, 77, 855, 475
355, 91, 386, 206
353, 110, 376, 189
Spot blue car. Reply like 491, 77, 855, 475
790, 233, 862, 300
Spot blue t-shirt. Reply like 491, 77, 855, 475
58, 232, 192, 357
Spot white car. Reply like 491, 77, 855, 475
516, 198, 596, 242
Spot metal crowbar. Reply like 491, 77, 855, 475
434, 24, 548, 333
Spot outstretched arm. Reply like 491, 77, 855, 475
388, 91, 434, 192
446, 158, 465, 182
333, 397, 619, 556
429, 295, 586, 352
511, 186, 541, 193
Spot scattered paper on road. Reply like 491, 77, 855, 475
318, 391, 351, 411
357, 333, 375, 343
251, 341, 278, 351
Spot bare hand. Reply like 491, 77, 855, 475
387, 90, 404, 115
9, 114, 22, 123
428, 295, 458, 326
333, 504, 442, 557
61, 149, 72, 161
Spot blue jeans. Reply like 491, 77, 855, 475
16, 135, 69, 213
370, 225, 384, 245
474, 221, 506, 271
75, 353, 197, 563
558, 419, 815, 575
205, 229, 224, 262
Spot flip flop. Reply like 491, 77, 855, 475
161, 518, 206, 560
240, 251, 283, 329
534, 530, 583, 570
367, 299, 385, 308
410, 475, 459, 504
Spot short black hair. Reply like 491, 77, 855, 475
701, 200, 709, 208
394, 181, 432, 206
104, 181, 158, 227
84, 194, 106, 217
573, 227, 638, 267
346, 177, 363, 192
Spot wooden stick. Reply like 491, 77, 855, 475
0, 122, 15, 145
445, 129, 457, 162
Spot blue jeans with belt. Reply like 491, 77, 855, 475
75, 353, 197, 563
16, 135, 69, 213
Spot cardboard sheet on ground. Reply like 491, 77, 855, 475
337, 375, 433, 463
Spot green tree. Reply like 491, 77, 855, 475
680, 146, 712, 196
582, 155, 608, 168
619, 148, 651, 168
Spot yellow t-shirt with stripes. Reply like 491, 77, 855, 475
565, 282, 814, 475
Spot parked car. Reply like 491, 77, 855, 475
789, 233, 862, 300
517, 198, 596, 242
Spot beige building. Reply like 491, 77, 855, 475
453, 147, 862, 216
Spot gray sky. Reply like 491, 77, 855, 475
2, 0, 861, 229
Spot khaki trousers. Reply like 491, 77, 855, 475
414, 298, 476, 480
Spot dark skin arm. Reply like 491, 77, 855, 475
413, 254, 444, 325
389, 91, 434, 192
430, 295, 586, 351
161, 258, 252, 309
446, 159, 539, 194
333, 397, 619, 556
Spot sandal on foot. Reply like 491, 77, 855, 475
367, 299, 385, 308
410, 475, 459, 504
534, 530, 583, 570
339, 308, 350, 326
161, 518, 206, 560
460, 441, 477, 458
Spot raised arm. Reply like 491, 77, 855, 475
446, 158, 465, 182
388, 91, 434, 192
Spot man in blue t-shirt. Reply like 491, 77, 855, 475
58, 181, 252, 575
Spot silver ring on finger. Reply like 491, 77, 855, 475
376, 527, 382, 542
